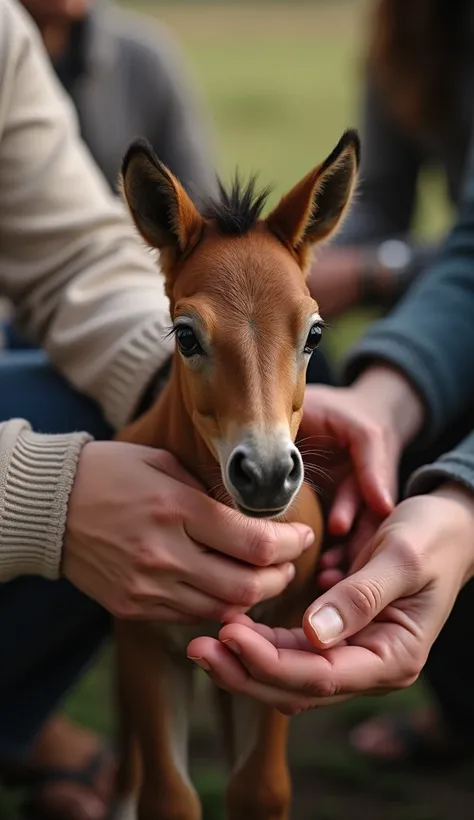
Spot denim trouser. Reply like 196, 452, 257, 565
0, 344, 113, 760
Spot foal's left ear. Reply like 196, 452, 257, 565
266, 129, 360, 267
120, 138, 203, 261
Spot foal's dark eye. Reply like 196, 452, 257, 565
304, 323, 323, 354
175, 326, 202, 357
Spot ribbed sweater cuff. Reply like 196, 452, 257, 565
0, 420, 91, 581
98, 319, 174, 430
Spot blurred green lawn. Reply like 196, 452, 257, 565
0, 3, 462, 819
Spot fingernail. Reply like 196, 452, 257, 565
304, 530, 315, 548
309, 606, 344, 643
222, 639, 241, 654
382, 489, 393, 508
292, 524, 314, 549
285, 563, 296, 581
188, 656, 211, 671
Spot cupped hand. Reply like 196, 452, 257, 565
300, 364, 424, 536
187, 482, 474, 714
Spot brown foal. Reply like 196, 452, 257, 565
113, 128, 360, 820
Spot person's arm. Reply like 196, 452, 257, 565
343, 125, 474, 445
406, 428, 474, 498
121, 15, 218, 208
0, 0, 173, 580
0, 0, 173, 432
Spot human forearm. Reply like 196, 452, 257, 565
352, 363, 425, 450
0, 1, 173, 429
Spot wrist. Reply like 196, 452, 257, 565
360, 241, 414, 307
352, 364, 425, 447
432, 481, 474, 583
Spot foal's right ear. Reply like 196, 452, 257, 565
120, 138, 203, 259
266, 129, 360, 268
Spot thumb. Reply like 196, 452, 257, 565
303, 547, 409, 648
145, 447, 204, 492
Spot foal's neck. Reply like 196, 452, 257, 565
129, 361, 219, 493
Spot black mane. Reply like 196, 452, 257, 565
203, 173, 271, 236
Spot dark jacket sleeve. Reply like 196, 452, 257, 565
406, 429, 474, 497
343, 128, 474, 444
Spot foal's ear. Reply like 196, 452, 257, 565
266, 129, 360, 265
120, 138, 203, 258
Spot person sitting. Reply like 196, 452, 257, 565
307, 0, 474, 320
0, 3, 310, 818
2, 0, 216, 350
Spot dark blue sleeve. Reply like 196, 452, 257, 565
406, 429, 474, 497
343, 128, 474, 443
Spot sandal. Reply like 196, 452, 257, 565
1, 744, 116, 820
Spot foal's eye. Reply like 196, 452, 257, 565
175, 326, 203, 358
304, 323, 323, 354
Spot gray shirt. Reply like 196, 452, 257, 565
53, 1, 217, 206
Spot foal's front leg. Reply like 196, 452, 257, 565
222, 693, 291, 820
116, 622, 201, 820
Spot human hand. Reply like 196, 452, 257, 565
187, 482, 474, 713
300, 364, 424, 536
317, 508, 383, 591
63, 442, 314, 621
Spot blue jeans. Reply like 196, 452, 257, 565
0, 346, 113, 760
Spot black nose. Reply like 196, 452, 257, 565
228, 446, 303, 514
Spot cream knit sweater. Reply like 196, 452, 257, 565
0, 0, 174, 580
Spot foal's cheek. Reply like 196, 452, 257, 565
290, 409, 304, 440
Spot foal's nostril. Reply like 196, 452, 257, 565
228, 449, 259, 494
227, 444, 303, 513
288, 448, 301, 482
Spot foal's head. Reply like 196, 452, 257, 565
121, 130, 359, 517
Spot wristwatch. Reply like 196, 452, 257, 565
362, 239, 413, 306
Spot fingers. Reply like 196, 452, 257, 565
303, 547, 414, 649
186, 552, 297, 609
348, 428, 394, 517
187, 626, 376, 711
215, 623, 386, 694
121, 603, 199, 623
317, 510, 382, 591
186, 634, 336, 714
185, 501, 314, 567
329, 474, 361, 535
347, 510, 384, 573
320, 545, 347, 570
123, 580, 244, 623
318, 568, 345, 591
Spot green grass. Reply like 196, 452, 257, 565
1, 3, 460, 818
